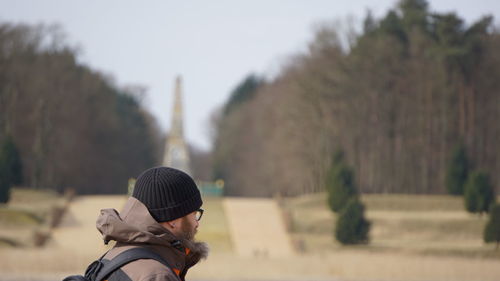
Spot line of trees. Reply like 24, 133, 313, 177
212, 0, 500, 197
0, 23, 163, 194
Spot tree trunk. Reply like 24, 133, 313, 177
458, 80, 467, 138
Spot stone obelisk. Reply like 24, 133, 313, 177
163, 76, 191, 174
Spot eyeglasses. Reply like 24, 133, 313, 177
195, 208, 204, 221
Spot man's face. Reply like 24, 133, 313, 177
161, 209, 202, 241
178, 211, 199, 241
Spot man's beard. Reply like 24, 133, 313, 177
180, 216, 197, 241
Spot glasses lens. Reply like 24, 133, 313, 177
196, 208, 204, 221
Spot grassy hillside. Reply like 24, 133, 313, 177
0, 188, 65, 247
282, 193, 500, 259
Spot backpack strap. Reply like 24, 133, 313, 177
94, 247, 177, 281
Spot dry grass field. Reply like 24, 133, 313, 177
0, 193, 125, 281
192, 193, 500, 281
0, 194, 233, 281
0, 188, 65, 247
282, 193, 500, 259
1, 190, 500, 281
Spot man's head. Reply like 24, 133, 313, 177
132, 167, 203, 240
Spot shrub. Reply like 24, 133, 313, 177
484, 204, 500, 249
326, 163, 358, 213
464, 171, 495, 214
445, 143, 468, 195
335, 198, 370, 244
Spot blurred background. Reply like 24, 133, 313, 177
1, 0, 500, 281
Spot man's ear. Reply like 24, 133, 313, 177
160, 218, 179, 230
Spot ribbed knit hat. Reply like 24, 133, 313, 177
132, 167, 202, 222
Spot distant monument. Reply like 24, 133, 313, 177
162, 76, 191, 174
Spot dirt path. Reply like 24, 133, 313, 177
222, 197, 294, 258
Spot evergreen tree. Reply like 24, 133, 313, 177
331, 149, 345, 167
363, 10, 377, 34
335, 198, 370, 245
398, 0, 429, 31
326, 151, 358, 212
0, 135, 23, 203
223, 74, 262, 115
484, 204, 500, 249
445, 143, 468, 195
464, 171, 496, 214
379, 10, 407, 43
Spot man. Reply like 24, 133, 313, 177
96, 167, 208, 281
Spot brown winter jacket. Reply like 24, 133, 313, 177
96, 197, 209, 281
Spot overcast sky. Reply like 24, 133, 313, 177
1, 0, 499, 150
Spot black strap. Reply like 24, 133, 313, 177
94, 247, 177, 281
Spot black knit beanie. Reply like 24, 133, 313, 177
132, 167, 202, 222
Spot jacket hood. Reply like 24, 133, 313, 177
96, 197, 209, 260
